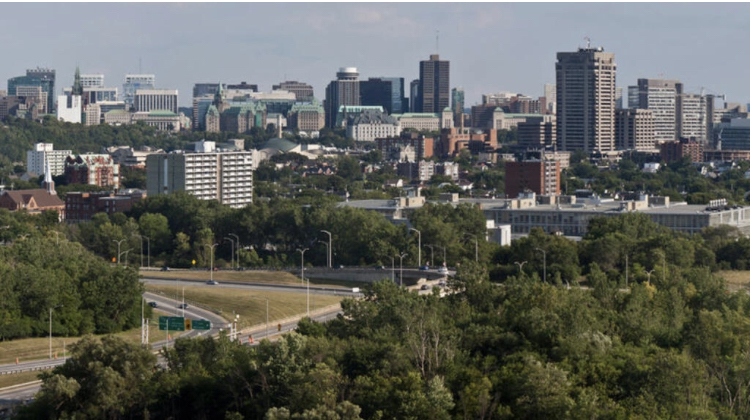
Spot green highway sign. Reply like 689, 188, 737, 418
158, 316, 186, 331
192, 320, 211, 330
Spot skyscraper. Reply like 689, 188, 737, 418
418, 54, 450, 113
409, 79, 420, 113
451, 87, 464, 119
123, 74, 156, 110
636, 78, 682, 142
361, 78, 406, 114
555, 46, 616, 153
324, 67, 360, 128
8, 68, 55, 114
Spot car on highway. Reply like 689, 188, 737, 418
419, 265, 430, 271
206, 280, 219, 285
178, 303, 189, 309
161, 266, 170, 271
148, 301, 158, 308
438, 266, 449, 274
334, 264, 345, 269
375, 265, 386, 270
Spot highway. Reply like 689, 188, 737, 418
141, 277, 362, 297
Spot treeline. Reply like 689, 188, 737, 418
17, 255, 750, 419
0, 209, 144, 340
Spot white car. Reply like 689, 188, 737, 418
438, 267, 449, 274
206, 280, 219, 285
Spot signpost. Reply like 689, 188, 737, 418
158, 316, 186, 331
192, 320, 211, 330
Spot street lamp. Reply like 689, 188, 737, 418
205, 243, 219, 283
297, 248, 310, 314
320, 230, 332, 268
535, 248, 546, 282
409, 228, 421, 267
113, 239, 126, 265
398, 252, 408, 287
224, 237, 235, 269
49, 305, 63, 359
229, 233, 240, 269
464, 233, 478, 263
514, 260, 527, 274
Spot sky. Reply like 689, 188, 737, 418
1, 3, 749, 108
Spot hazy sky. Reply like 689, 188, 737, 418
2, 3, 749, 107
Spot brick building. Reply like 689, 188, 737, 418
505, 160, 561, 198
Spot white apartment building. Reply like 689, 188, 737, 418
57, 94, 82, 123
679, 93, 707, 141
80, 74, 104, 88
27, 143, 72, 176
134, 89, 178, 113
635, 79, 680, 143
146, 141, 253, 208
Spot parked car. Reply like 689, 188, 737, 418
206, 280, 219, 285
148, 302, 158, 308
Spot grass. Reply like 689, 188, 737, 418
716, 270, 750, 293
140, 269, 363, 289
0, 371, 41, 389
0, 310, 184, 366
145, 285, 343, 330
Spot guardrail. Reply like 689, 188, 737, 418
0, 366, 53, 376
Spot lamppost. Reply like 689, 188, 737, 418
425, 245, 435, 267
297, 248, 308, 285
514, 260, 527, 274
320, 230, 332, 268
464, 233, 478, 263
205, 243, 218, 283
49, 305, 63, 359
398, 252, 408, 287
112, 239, 126, 265
224, 237, 235, 269
535, 248, 546, 282
645, 269, 655, 286
229, 233, 240, 269
121, 249, 132, 266
409, 228, 421, 267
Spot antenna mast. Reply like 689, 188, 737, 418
584, 36, 591, 48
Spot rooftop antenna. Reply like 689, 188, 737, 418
584, 36, 591, 48
436, 30, 439, 54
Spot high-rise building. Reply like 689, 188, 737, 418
80, 74, 104, 88
555, 46, 616, 153
146, 141, 254, 209
544, 84, 556, 115
409, 79, 420, 113
505, 160, 561, 198
677, 93, 707, 141
324, 67, 360, 128
451, 87, 464, 122
360, 78, 394, 113
272, 81, 314, 102
517, 116, 556, 149
193, 83, 222, 98
27, 143, 72, 176
418, 54, 450, 113
15, 85, 47, 113
635, 78, 682, 143
8, 68, 55, 113
379, 77, 406, 114
615, 108, 655, 151
123, 74, 156, 109
134, 89, 178, 113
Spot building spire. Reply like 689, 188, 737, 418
43, 158, 56, 195
72, 66, 83, 96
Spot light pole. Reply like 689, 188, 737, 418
514, 260, 527, 274
465, 233, 478, 263
121, 249, 132, 266
113, 239, 125, 265
645, 269, 655, 286
205, 243, 218, 282
224, 237, 235, 269
535, 248, 546, 282
49, 305, 62, 359
409, 228, 421, 267
229, 233, 240, 269
320, 230, 332, 268
297, 248, 308, 285
398, 252, 408, 287
425, 245, 435, 267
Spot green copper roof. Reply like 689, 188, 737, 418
392, 113, 439, 118
148, 110, 178, 117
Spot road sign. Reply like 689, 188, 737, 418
158, 316, 186, 331
192, 320, 211, 330
184, 319, 192, 330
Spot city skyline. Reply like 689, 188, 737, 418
1, 3, 749, 107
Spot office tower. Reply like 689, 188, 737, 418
193, 83, 222, 98
505, 160, 561, 198
636, 78, 682, 142
146, 141, 254, 209
409, 79, 420, 112
15, 86, 47, 113
123, 74, 156, 109
360, 78, 394, 113
615, 87, 624, 109
518, 117, 556, 149
451, 87, 464, 121
418, 54, 450, 113
615, 108, 655, 151
80, 74, 104, 88
134, 89, 178, 113
555, 46, 616, 153
27, 143, 72, 176
677, 93, 707, 141
272, 81, 314, 102
324, 67, 360, 128
627, 86, 640, 109
380, 77, 406, 114
544, 84, 556, 115
8, 67, 55, 113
